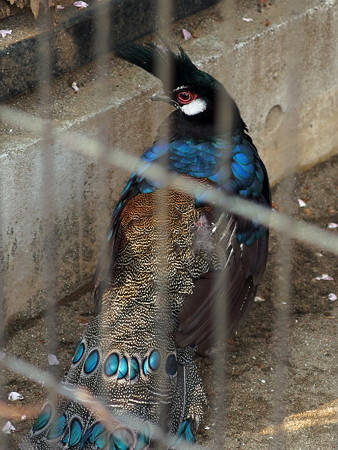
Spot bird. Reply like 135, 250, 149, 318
22, 43, 270, 449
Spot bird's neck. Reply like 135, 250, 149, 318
157, 110, 246, 142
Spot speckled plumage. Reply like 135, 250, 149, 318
23, 44, 270, 449
22, 191, 220, 449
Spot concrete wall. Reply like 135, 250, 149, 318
0, 0, 337, 321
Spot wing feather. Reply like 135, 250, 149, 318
175, 211, 269, 354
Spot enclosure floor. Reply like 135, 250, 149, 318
3, 155, 338, 449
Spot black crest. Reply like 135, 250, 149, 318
115, 43, 219, 93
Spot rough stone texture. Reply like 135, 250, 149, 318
0, 0, 220, 100
0, 0, 337, 321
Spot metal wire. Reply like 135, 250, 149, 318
0, 145, 8, 450
152, 0, 173, 440
36, 8, 59, 450
270, 16, 304, 447
209, 1, 236, 446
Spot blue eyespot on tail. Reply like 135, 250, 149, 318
32, 403, 52, 433
83, 349, 100, 375
175, 419, 195, 445
46, 414, 66, 440
135, 432, 150, 450
62, 417, 82, 447
72, 340, 86, 365
79, 422, 107, 449
109, 428, 135, 449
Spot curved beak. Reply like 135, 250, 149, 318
151, 93, 179, 109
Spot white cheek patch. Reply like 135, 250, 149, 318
181, 98, 207, 116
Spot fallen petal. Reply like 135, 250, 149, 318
328, 222, 338, 229
297, 198, 306, 207
71, 82, 80, 92
73, 0, 88, 7
315, 274, 333, 281
2, 421, 15, 434
254, 296, 265, 303
56, 4, 65, 9
0, 30, 12, 38
48, 354, 59, 365
182, 28, 192, 40
242, 17, 253, 22
328, 293, 337, 301
8, 392, 24, 401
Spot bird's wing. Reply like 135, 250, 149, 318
93, 175, 140, 313
93, 141, 170, 312
175, 210, 269, 353
175, 142, 271, 354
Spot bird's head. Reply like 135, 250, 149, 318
116, 43, 242, 127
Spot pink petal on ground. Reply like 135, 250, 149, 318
328, 293, 337, 301
56, 4, 65, 9
72, 82, 80, 92
73, 1, 88, 7
2, 421, 15, 434
328, 222, 338, 229
48, 354, 59, 365
0, 30, 12, 38
297, 198, 306, 207
315, 274, 333, 281
8, 392, 24, 401
182, 29, 192, 40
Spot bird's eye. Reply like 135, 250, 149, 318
176, 91, 197, 105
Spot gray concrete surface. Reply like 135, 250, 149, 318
0, 0, 220, 100
0, 0, 337, 321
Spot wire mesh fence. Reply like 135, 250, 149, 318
0, 0, 337, 449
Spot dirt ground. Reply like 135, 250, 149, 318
1, 154, 337, 449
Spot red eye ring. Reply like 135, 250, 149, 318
176, 90, 197, 105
